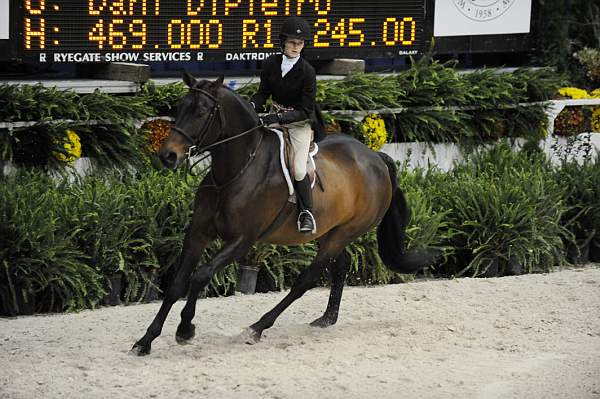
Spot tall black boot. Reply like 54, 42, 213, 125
294, 176, 316, 234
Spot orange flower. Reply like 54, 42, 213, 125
554, 107, 585, 137
142, 119, 172, 153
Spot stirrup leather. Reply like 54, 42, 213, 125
297, 210, 317, 234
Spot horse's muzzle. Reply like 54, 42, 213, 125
159, 148, 179, 170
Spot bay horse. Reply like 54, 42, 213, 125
131, 74, 438, 355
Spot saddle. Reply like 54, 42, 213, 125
269, 127, 318, 199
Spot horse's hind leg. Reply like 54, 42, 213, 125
246, 236, 347, 343
310, 250, 350, 328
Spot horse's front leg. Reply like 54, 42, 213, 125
130, 238, 207, 355
131, 191, 217, 356
174, 236, 253, 344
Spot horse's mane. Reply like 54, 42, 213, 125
219, 84, 261, 124
194, 79, 260, 125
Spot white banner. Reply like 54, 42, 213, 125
434, 0, 532, 37
0, 0, 9, 39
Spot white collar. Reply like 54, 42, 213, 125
281, 55, 300, 77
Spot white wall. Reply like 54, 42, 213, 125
382, 134, 600, 172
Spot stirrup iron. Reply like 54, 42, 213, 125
297, 210, 317, 234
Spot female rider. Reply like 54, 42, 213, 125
250, 17, 325, 234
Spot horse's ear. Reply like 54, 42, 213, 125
211, 75, 225, 89
183, 71, 196, 88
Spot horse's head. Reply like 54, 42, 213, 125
159, 73, 226, 169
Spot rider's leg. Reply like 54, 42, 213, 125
294, 176, 315, 233
287, 121, 316, 233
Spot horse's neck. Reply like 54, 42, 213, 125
210, 123, 265, 186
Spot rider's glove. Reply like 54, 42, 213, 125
260, 113, 280, 126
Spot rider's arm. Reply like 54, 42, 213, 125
297, 65, 317, 118
250, 62, 273, 112
276, 109, 309, 124
267, 64, 316, 124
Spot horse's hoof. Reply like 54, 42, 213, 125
129, 343, 151, 356
175, 323, 196, 344
310, 316, 336, 328
240, 327, 262, 345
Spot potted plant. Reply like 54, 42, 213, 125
555, 153, 600, 264
1, 171, 105, 315
436, 143, 569, 277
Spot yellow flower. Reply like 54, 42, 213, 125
557, 87, 590, 99
589, 88, 600, 99
53, 129, 82, 164
361, 113, 387, 151
591, 107, 600, 132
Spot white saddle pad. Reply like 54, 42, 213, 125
269, 128, 318, 196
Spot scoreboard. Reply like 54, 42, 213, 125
3, 0, 426, 63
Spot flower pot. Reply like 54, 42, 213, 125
506, 255, 523, 276
481, 257, 499, 278
14, 290, 36, 316
567, 241, 590, 265
103, 273, 123, 306
143, 282, 160, 302
589, 240, 600, 262
238, 265, 260, 295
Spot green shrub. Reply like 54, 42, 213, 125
397, 57, 468, 107
0, 86, 153, 169
0, 84, 81, 122
3, 142, 596, 315
554, 153, 600, 258
65, 175, 156, 302
398, 167, 456, 255
0, 171, 105, 315
394, 108, 472, 143
244, 243, 317, 292
0, 61, 565, 168
434, 142, 570, 276
60, 168, 206, 303
138, 81, 187, 116
345, 229, 390, 285
317, 73, 403, 110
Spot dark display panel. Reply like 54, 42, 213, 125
17, 0, 425, 62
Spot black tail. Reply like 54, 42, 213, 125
376, 152, 439, 273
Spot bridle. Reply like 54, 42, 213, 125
170, 85, 223, 157
171, 83, 265, 189
171, 84, 263, 159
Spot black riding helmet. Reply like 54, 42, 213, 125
279, 17, 311, 49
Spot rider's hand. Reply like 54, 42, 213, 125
261, 113, 280, 126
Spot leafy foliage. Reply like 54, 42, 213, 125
554, 150, 600, 256
434, 142, 570, 276
0, 86, 153, 169
2, 143, 593, 315
0, 59, 565, 166
138, 81, 187, 116
0, 59, 584, 316
0, 171, 105, 315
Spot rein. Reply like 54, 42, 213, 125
174, 84, 265, 191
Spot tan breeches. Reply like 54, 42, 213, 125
282, 120, 313, 181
